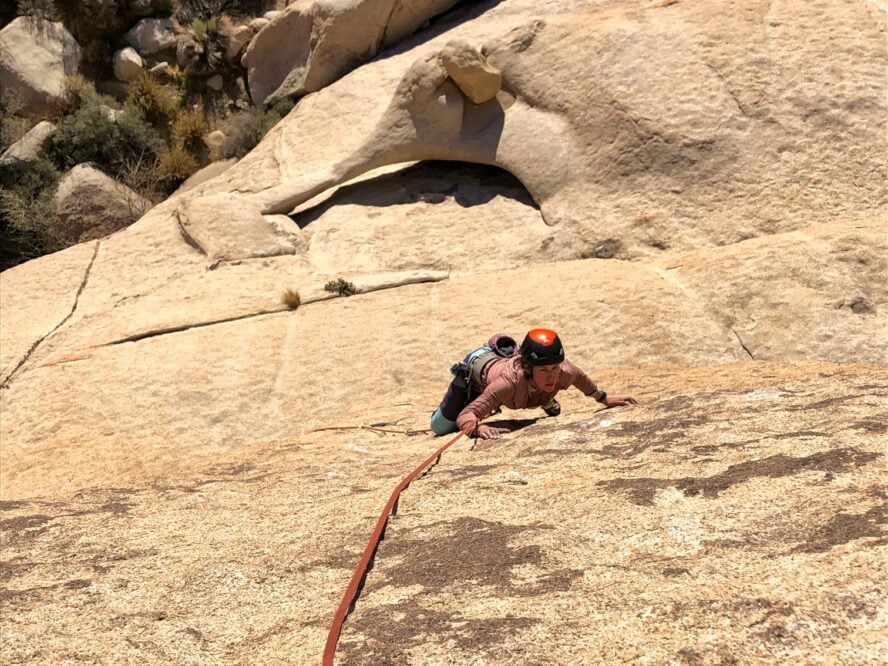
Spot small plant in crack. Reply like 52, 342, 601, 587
281, 288, 301, 310
324, 278, 357, 297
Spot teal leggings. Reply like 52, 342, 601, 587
430, 406, 459, 436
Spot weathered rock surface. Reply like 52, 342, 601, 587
173, 158, 237, 196
126, 17, 177, 55
223, 0, 885, 260
0, 362, 884, 663
0, 17, 81, 115
242, 0, 460, 106
0, 120, 56, 167
176, 193, 299, 267
0, 0, 885, 663
112, 47, 143, 82
52, 164, 153, 245
441, 40, 501, 103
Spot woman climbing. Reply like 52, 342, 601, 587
431, 328, 638, 439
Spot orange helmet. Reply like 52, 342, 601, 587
520, 328, 565, 366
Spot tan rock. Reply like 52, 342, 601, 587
242, 0, 460, 106
441, 40, 501, 104
0, 120, 56, 167
126, 17, 178, 55
0, 1, 886, 662
173, 158, 237, 196
52, 164, 153, 244
176, 193, 298, 267
112, 47, 143, 82
223, 24, 253, 61
0, 17, 81, 115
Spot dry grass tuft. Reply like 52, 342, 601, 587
281, 288, 302, 310
156, 145, 199, 188
172, 108, 209, 152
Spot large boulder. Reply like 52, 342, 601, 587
126, 17, 178, 55
52, 164, 153, 244
0, 120, 56, 167
242, 0, 460, 106
0, 17, 81, 115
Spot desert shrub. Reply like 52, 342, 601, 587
280, 288, 301, 310
171, 108, 208, 153
155, 144, 198, 190
175, 0, 275, 22
324, 278, 357, 297
49, 99, 164, 172
220, 97, 295, 158
127, 73, 180, 132
52, 0, 175, 64
15, 0, 59, 20
0, 158, 63, 269
60, 74, 111, 112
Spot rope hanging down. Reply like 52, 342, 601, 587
322, 430, 464, 664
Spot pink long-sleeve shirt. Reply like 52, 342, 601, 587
456, 357, 599, 435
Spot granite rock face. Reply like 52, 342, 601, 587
0, 0, 885, 663
242, 0, 461, 106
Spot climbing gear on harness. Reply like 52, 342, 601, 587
449, 334, 519, 395
542, 397, 561, 417
520, 328, 565, 367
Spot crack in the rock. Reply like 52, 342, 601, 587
104, 308, 286, 346
1, 241, 101, 389
175, 210, 207, 256
733, 328, 756, 360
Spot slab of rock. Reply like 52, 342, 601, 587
243, 0, 460, 106
53, 164, 153, 244
0, 17, 81, 115
173, 158, 237, 196
0, 120, 56, 167
126, 18, 178, 55
176, 193, 298, 267
113, 47, 143, 82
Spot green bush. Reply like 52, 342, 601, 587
324, 278, 357, 297
15, 0, 58, 21
48, 99, 164, 173
221, 98, 295, 158
127, 73, 180, 133
175, 0, 275, 22
0, 157, 63, 270
52, 0, 175, 64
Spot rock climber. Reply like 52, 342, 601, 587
431, 328, 638, 439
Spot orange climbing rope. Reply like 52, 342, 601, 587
322, 430, 464, 664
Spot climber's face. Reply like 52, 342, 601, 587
531, 363, 561, 393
